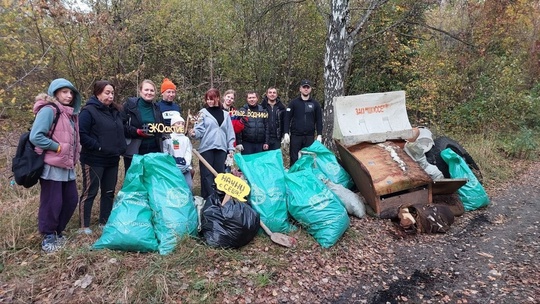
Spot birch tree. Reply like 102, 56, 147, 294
321, 0, 387, 150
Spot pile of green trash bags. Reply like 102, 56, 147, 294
235, 149, 295, 233
291, 141, 354, 189
440, 148, 490, 211
235, 144, 352, 248
285, 168, 350, 248
93, 153, 198, 255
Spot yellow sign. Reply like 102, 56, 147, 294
215, 173, 250, 202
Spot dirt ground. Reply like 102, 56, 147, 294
204, 162, 540, 304
1, 142, 538, 303
325, 161, 540, 304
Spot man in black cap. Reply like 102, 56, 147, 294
282, 79, 323, 166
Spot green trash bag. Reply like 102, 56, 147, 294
440, 148, 490, 211
285, 168, 350, 248
93, 155, 158, 252
143, 153, 198, 255
234, 150, 295, 233
289, 141, 354, 189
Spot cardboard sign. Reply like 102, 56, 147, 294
229, 109, 269, 118
147, 123, 184, 133
214, 173, 250, 202
332, 90, 414, 147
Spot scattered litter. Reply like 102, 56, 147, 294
74, 274, 93, 289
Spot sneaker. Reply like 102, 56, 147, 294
41, 234, 59, 253
56, 234, 67, 248
78, 227, 93, 235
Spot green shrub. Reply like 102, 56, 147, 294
499, 127, 539, 160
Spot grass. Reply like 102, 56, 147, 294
448, 131, 534, 190
0, 129, 538, 302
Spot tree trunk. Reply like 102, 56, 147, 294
322, 0, 350, 152
322, 0, 386, 152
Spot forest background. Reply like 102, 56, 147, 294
1, 1, 540, 303
1, 0, 539, 147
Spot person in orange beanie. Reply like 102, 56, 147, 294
157, 78, 181, 126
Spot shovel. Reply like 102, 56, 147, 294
259, 221, 297, 248
192, 149, 297, 247
184, 109, 191, 135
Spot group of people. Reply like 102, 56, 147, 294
28, 77, 323, 253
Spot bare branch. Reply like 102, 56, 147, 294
3, 44, 52, 93
255, 0, 308, 20
312, 0, 330, 21
354, 16, 403, 45
349, 0, 389, 40
406, 21, 477, 49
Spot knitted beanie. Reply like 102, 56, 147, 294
161, 78, 176, 93
170, 115, 185, 126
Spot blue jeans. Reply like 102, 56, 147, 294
241, 141, 264, 155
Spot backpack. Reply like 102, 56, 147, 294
11, 103, 61, 188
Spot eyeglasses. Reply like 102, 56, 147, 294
301, 85, 311, 89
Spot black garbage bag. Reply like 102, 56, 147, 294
425, 136, 483, 183
200, 191, 260, 248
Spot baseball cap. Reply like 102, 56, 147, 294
300, 79, 312, 87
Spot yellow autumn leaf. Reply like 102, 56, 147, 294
10, 97, 16, 104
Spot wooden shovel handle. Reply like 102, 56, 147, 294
221, 194, 231, 206
184, 109, 191, 135
192, 148, 218, 177
193, 148, 231, 205
259, 221, 273, 236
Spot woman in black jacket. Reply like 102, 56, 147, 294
78, 80, 126, 234
122, 79, 164, 172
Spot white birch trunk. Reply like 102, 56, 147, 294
322, 0, 385, 152
323, 0, 350, 152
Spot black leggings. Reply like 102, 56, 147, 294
79, 164, 119, 227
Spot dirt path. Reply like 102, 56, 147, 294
331, 161, 540, 303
